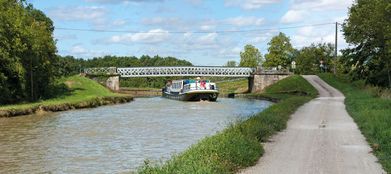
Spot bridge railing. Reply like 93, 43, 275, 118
117, 66, 255, 77
84, 67, 117, 76
83, 66, 291, 77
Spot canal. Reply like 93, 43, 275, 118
0, 97, 272, 173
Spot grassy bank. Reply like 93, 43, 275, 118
216, 79, 249, 95
138, 75, 317, 174
319, 73, 391, 172
0, 75, 133, 117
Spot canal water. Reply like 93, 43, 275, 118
0, 97, 272, 173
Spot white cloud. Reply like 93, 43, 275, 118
112, 19, 128, 26
225, 0, 281, 10
291, 0, 352, 11
225, 16, 264, 26
108, 29, 169, 44
197, 33, 218, 45
280, 10, 307, 24
200, 25, 215, 31
49, 6, 107, 22
69, 44, 110, 57
291, 26, 347, 52
70, 45, 88, 55
142, 17, 181, 26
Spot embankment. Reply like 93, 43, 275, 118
119, 88, 161, 97
138, 75, 318, 174
0, 75, 133, 117
319, 73, 391, 173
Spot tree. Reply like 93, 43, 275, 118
239, 44, 263, 68
263, 32, 294, 68
0, 0, 57, 104
342, 0, 391, 87
295, 43, 335, 74
224, 60, 237, 67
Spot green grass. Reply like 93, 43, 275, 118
319, 73, 391, 173
138, 75, 318, 174
216, 79, 249, 95
0, 75, 122, 110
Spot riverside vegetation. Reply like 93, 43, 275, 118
138, 75, 318, 174
0, 76, 132, 117
319, 73, 391, 173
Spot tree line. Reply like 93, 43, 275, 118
57, 55, 193, 89
228, 0, 390, 88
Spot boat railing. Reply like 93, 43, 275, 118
183, 83, 218, 93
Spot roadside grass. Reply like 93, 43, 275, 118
319, 73, 391, 173
138, 75, 317, 174
0, 75, 123, 110
217, 79, 249, 95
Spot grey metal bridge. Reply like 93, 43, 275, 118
84, 66, 257, 77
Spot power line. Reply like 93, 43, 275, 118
55, 22, 335, 34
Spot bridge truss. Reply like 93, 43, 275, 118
85, 66, 255, 77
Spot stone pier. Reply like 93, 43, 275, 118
105, 76, 120, 91
249, 70, 291, 93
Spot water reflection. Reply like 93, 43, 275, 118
0, 97, 272, 173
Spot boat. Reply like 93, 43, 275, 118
162, 79, 219, 101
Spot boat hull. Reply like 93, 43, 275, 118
162, 91, 219, 101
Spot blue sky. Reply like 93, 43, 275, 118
30, 0, 353, 65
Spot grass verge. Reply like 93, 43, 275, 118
138, 75, 317, 174
0, 75, 132, 117
319, 73, 391, 173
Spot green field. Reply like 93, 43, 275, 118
0, 75, 124, 111
139, 75, 318, 174
319, 73, 391, 173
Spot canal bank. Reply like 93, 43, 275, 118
0, 75, 133, 117
139, 75, 318, 174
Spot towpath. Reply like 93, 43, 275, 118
241, 75, 385, 174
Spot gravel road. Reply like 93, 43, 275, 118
241, 75, 385, 174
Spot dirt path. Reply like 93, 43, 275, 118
241, 75, 385, 174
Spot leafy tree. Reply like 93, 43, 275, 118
342, 0, 391, 87
295, 43, 335, 74
263, 32, 295, 68
0, 0, 57, 104
224, 60, 237, 67
239, 44, 263, 68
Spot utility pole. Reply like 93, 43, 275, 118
334, 22, 338, 74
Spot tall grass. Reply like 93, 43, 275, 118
319, 73, 391, 173
138, 75, 317, 174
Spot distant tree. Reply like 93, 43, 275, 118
342, 0, 391, 87
239, 44, 263, 68
295, 43, 334, 74
263, 32, 294, 68
224, 60, 237, 67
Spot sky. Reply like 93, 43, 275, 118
30, 0, 354, 66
